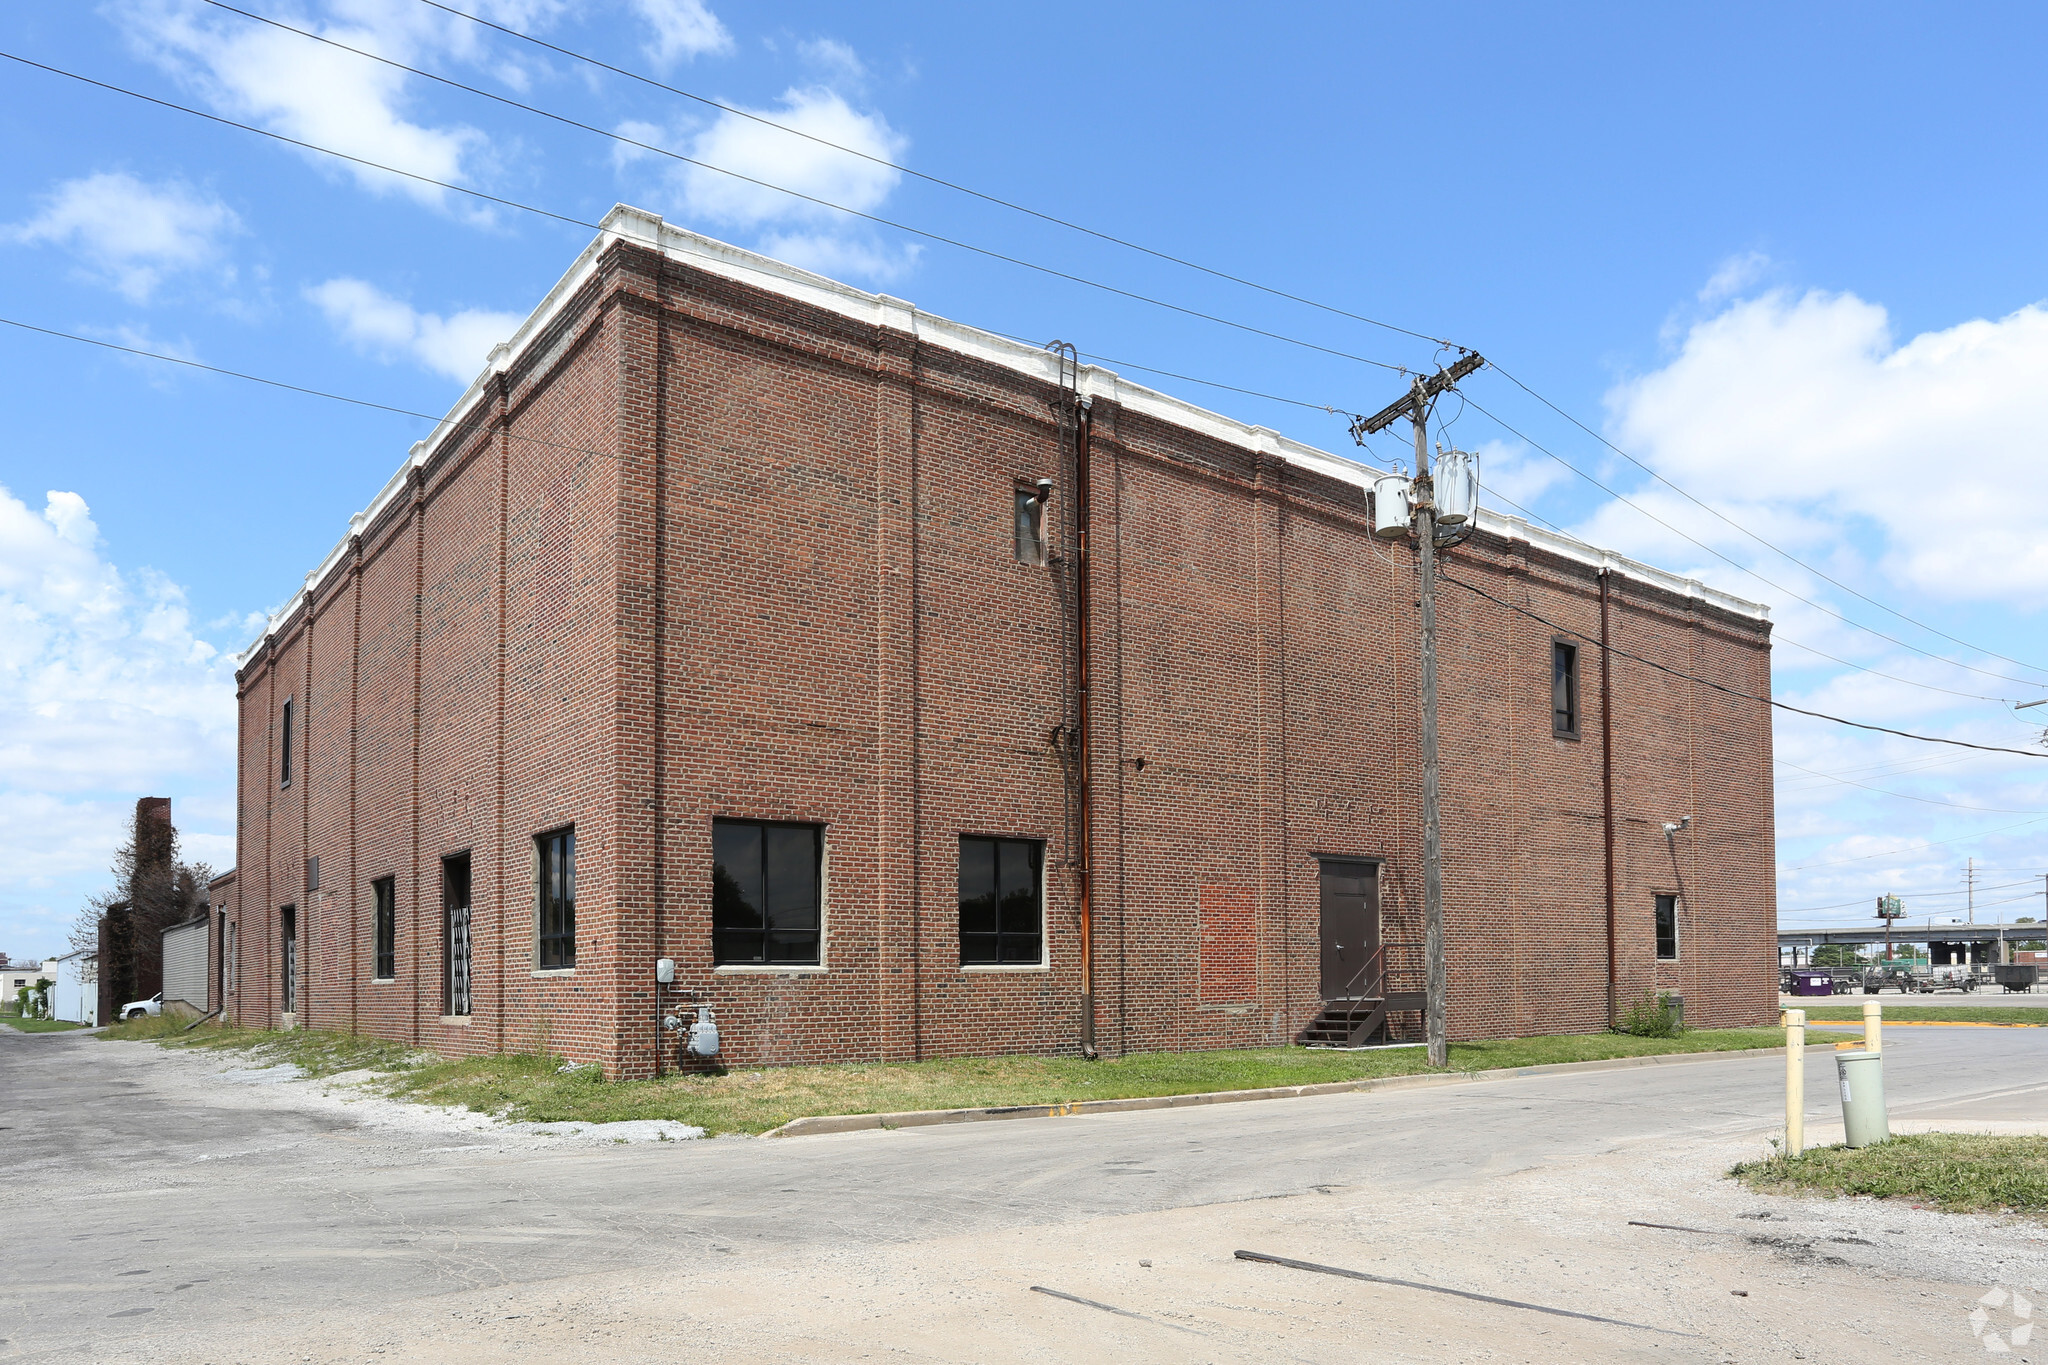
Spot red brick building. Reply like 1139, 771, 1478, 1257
220, 206, 1776, 1074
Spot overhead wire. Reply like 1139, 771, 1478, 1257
213, 0, 2045, 691
397, 0, 1455, 348
0, 42, 1415, 383
1434, 567, 2048, 759
1782, 815, 2048, 871
0, 316, 623, 468
1785, 888, 2039, 916
1457, 388, 2048, 696
1774, 760, 2045, 814
1486, 361, 2048, 680
1775, 753, 1968, 787
19, 21, 2045, 759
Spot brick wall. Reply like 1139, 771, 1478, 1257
227, 229, 1777, 1074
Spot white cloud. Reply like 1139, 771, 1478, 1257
757, 231, 920, 284
615, 60, 916, 285
107, 0, 553, 215
1698, 250, 1772, 305
0, 486, 237, 956
1469, 436, 1563, 514
307, 276, 521, 381
7, 172, 240, 301
798, 37, 865, 86
1604, 289, 2048, 605
678, 86, 904, 227
630, 0, 733, 67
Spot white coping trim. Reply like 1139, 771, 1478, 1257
237, 205, 1765, 667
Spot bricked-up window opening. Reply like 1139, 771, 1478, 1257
1013, 487, 1046, 566
1654, 893, 1679, 961
372, 877, 396, 980
280, 905, 297, 1014
1552, 640, 1580, 738
279, 697, 294, 785
443, 853, 471, 1016
959, 837, 1044, 965
713, 820, 822, 966
536, 827, 576, 970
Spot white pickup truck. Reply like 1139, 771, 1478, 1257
120, 993, 163, 1020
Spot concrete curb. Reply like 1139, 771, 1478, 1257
762, 1042, 1836, 1139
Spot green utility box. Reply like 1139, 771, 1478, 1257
1836, 1049, 1889, 1148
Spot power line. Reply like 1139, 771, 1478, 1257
1782, 815, 2048, 871
6, 40, 1413, 384
1779, 882, 2038, 915
407, 0, 2048, 688
1774, 759, 2045, 814
217, 0, 2048, 691
1776, 753, 1968, 787
1435, 567, 2048, 759
400, 0, 1453, 350
1486, 361, 2048, 680
0, 315, 620, 468
1780, 892, 2042, 919
1458, 388, 2048, 695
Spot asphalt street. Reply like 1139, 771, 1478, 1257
3, 1025, 2043, 1362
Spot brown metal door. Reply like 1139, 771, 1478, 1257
1319, 860, 1380, 999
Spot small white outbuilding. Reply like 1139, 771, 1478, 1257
45, 949, 98, 1026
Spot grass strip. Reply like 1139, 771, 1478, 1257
1795, 1005, 2048, 1026
96, 1012, 426, 1076
3, 1016, 86, 1033
104, 1021, 1791, 1135
1732, 1133, 2048, 1220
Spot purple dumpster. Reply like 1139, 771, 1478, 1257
1791, 971, 1835, 997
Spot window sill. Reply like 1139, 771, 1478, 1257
370, 977, 396, 985
714, 964, 826, 975
959, 963, 1049, 973
438, 1014, 472, 1026
531, 968, 576, 978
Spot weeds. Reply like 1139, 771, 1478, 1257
1733, 1133, 2048, 1219
1615, 990, 1686, 1038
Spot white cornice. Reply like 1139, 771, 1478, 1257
237, 206, 1764, 668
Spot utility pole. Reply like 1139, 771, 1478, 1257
1967, 857, 1976, 924
1353, 352, 1484, 1068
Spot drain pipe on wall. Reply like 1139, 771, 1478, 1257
1600, 567, 1618, 1028
1074, 397, 1099, 1061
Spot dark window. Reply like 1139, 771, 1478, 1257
536, 827, 576, 970
959, 836, 1044, 965
305, 856, 319, 893
373, 877, 396, 980
443, 853, 472, 1016
1552, 640, 1580, 738
280, 905, 297, 1013
280, 697, 294, 785
713, 820, 822, 966
1654, 893, 1678, 961
1013, 487, 1046, 566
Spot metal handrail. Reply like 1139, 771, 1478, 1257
1332, 941, 1424, 1003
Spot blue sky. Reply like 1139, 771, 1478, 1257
3, 1, 2046, 958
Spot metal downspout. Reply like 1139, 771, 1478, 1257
1075, 400, 1099, 1060
1600, 568, 1618, 1027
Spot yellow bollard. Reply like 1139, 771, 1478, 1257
1786, 1008, 1806, 1156
1863, 999, 1882, 1055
